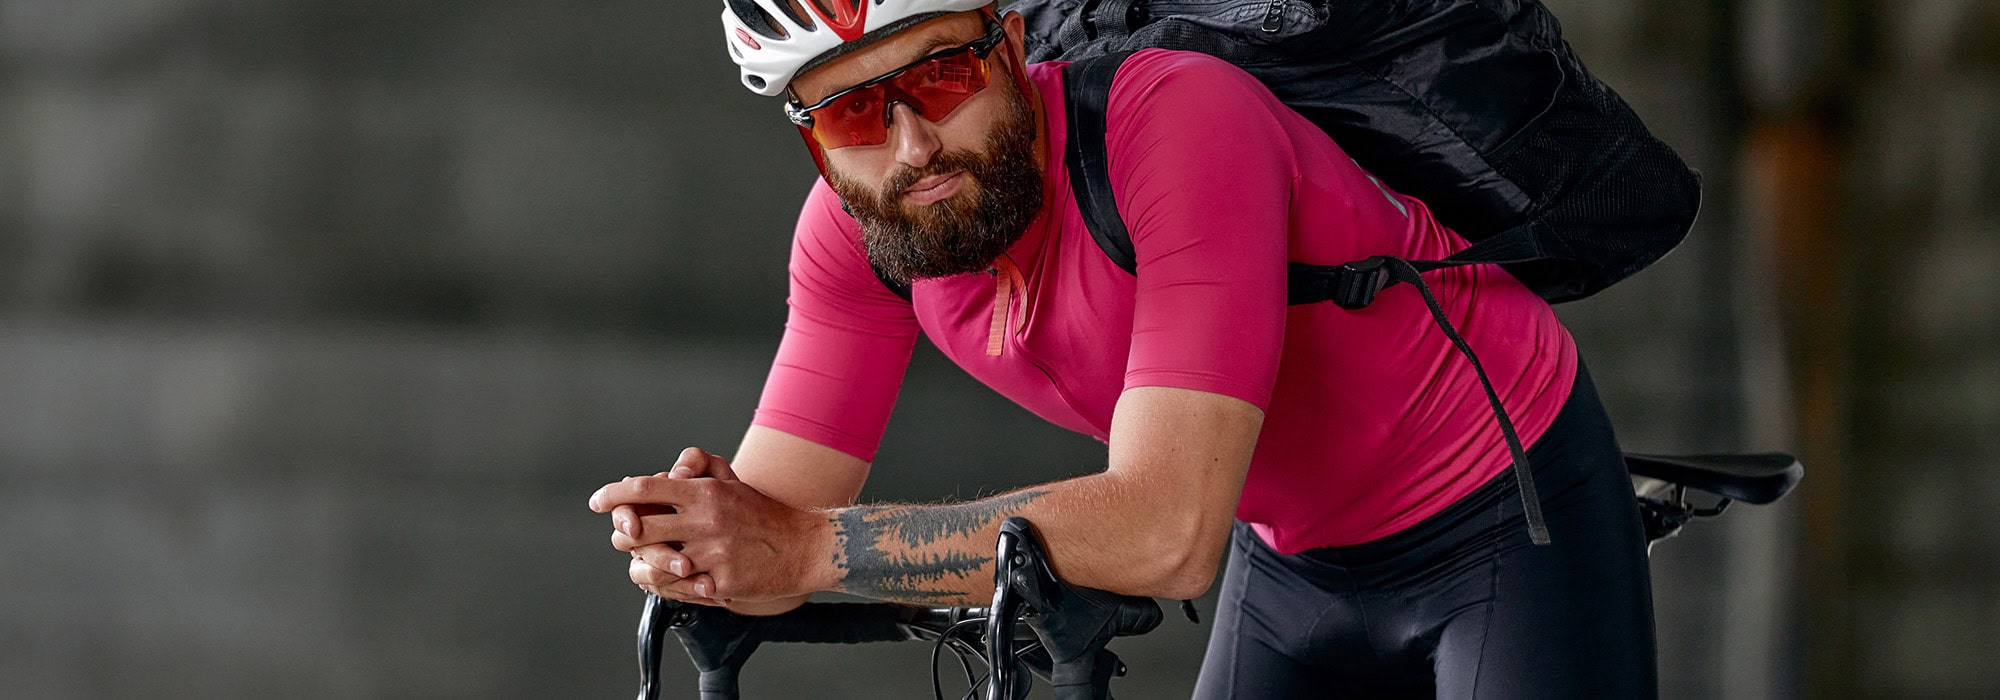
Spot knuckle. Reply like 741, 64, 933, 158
693, 508, 721, 532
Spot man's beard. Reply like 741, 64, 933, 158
825, 73, 1044, 285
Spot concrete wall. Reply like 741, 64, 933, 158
1832, 1, 2000, 695
1, 1, 1991, 697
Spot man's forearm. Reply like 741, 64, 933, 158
820, 473, 1214, 605
828, 488, 1052, 604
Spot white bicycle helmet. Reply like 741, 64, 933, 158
722, 0, 992, 97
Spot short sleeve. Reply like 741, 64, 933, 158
1106, 51, 1293, 411
750, 180, 923, 461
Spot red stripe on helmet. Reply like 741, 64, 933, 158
734, 28, 762, 50
802, 0, 867, 42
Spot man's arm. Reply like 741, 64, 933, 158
732, 425, 871, 510
826, 386, 1259, 604
596, 385, 1260, 606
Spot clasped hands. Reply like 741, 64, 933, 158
589, 447, 831, 609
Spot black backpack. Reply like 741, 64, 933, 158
1015, 0, 1701, 307
873, 0, 1703, 544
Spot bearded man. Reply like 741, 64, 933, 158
590, 2, 1658, 696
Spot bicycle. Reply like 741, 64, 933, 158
635, 452, 1803, 700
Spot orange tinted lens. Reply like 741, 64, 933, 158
808, 49, 992, 149
810, 84, 890, 150
896, 50, 991, 123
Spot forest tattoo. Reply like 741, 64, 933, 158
831, 490, 1050, 603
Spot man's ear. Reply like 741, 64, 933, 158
1000, 10, 1028, 64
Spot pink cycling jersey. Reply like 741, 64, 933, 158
752, 50, 1578, 553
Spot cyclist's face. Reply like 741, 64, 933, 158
791, 12, 1038, 189
792, 12, 1047, 283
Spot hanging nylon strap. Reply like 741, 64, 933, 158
1289, 239, 1554, 545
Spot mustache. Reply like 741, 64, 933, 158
883, 152, 984, 200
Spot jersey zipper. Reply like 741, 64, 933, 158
985, 256, 1028, 356
987, 255, 1100, 436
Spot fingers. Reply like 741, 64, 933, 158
652, 573, 720, 600
703, 450, 736, 480
589, 446, 737, 514
668, 447, 706, 477
609, 502, 677, 541
632, 561, 723, 606
629, 545, 696, 582
629, 556, 720, 600
610, 514, 698, 551
598, 447, 741, 603
644, 588, 725, 607
589, 449, 737, 512
589, 473, 699, 512
668, 446, 737, 481
610, 504, 640, 540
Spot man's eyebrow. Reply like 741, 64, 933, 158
907, 31, 978, 60
915, 35, 962, 54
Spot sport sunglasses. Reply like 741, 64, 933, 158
785, 21, 1007, 150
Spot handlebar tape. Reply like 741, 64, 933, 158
741, 603, 926, 645
697, 667, 742, 700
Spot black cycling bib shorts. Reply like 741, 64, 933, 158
1193, 362, 1657, 699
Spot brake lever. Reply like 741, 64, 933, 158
991, 517, 1163, 699
986, 521, 1037, 700
637, 593, 668, 700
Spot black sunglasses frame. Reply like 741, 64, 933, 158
784, 21, 1007, 130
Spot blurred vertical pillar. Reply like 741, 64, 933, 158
1713, 0, 1829, 697
1733, 0, 1856, 696
1733, 121, 1840, 700
1763, 124, 1851, 699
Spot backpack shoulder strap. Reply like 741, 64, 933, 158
1285, 223, 1552, 307
1062, 51, 1140, 275
1059, 49, 1554, 546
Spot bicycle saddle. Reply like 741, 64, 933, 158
1623, 452, 1802, 505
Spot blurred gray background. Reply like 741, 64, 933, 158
1, 0, 1995, 698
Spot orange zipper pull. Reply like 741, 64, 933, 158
987, 264, 1008, 356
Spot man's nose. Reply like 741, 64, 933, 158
886, 103, 942, 170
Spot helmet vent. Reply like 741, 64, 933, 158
777, 0, 818, 31
726, 0, 790, 39
806, 0, 859, 17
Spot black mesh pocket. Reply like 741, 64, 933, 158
1488, 55, 1701, 303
